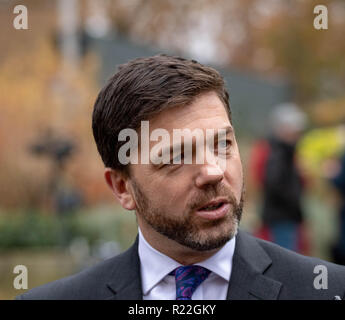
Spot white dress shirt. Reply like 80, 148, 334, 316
138, 228, 236, 300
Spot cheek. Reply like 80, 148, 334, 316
155, 174, 192, 211
144, 177, 183, 206
224, 156, 243, 198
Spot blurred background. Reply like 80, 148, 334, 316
0, 0, 344, 299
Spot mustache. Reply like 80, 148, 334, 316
188, 183, 238, 211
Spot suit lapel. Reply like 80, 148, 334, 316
106, 236, 143, 300
104, 231, 282, 300
227, 230, 282, 300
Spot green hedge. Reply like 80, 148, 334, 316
0, 206, 137, 250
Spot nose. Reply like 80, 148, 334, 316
194, 150, 224, 188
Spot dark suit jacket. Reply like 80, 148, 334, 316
16, 230, 345, 300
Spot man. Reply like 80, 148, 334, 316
252, 103, 309, 253
330, 149, 345, 265
17, 55, 345, 300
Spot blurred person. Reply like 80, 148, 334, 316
329, 150, 345, 265
16, 55, 345, 300
297, 124, 345, 179
253, 103, 309, 254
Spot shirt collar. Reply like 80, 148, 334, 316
138, 227, 236, 295
197, 236, 235, 281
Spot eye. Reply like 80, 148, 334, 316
172, 153, 182, 164
218, 139, 232, 149
160, 153, 184, 169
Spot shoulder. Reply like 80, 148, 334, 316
16, 242, 138, 300
249, 233, 345, 299
256, 233, 344, 273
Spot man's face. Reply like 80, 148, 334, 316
128, 91, 244, 251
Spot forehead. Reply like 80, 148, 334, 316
149, 91, 231, 132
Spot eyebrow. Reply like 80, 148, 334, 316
153, 125, 234, 162
214, 125, 234, 140
218, 126, 234, 136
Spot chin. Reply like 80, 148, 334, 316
183, 223, 238, 252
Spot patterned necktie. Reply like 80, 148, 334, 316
170, 265, 211, 300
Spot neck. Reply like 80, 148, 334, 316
138, 220, 222, 265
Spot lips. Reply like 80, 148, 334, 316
195, 199, 230, 221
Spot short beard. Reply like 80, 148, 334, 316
131, 178, 244, 252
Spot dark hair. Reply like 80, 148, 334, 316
92, 54, 231, 174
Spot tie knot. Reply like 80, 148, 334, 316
170, 265, 211, 300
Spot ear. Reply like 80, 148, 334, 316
104, 168, 136, 211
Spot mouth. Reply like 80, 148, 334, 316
195, 199, 230, 221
